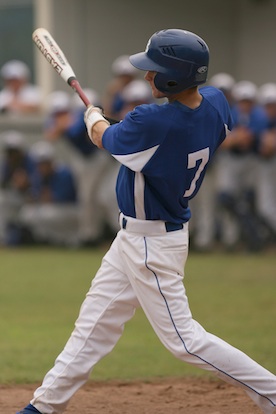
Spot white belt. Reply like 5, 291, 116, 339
119, 213, 185, 236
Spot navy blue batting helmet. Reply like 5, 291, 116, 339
129, 29, 209, 93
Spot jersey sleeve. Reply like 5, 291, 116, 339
102, 104, 162, 172
201, 86, 233, 147
201, 86, 233, 129
219, 92, 233, 134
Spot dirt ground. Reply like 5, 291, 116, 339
1, 377, 264, 414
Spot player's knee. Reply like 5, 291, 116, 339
164, 335, 196, 360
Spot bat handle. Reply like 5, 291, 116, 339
68, 77, 91, 107
68, 76, 119, 124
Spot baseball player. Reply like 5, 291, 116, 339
17, 29, 276, 414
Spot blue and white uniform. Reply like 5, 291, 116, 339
103, 86, 231, 222
29, 87, 276, 414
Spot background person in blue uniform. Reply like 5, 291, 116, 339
254, 82, 276, 241
18, 140, 79, 246
0, 130, 36, 245
18, 29, 276, 414
216, 80, 269, 251
44, 90, 112, 246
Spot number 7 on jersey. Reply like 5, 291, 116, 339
184, 147, 210, 198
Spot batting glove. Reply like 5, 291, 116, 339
84, 105, 110, 140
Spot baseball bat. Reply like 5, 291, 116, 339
32, 27, 118, 123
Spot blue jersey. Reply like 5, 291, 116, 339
102, 86, 232, 223
31, 165, 77, 203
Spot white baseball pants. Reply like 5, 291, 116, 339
31, 215, 276, 414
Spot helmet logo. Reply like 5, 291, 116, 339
197, 66, 208, 74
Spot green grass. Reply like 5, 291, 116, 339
0, 247, 275, 384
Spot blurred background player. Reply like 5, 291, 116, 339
101, 54, 139, 119
44, 89, 111, 246
208, 72, 236, 107
18, 141, 79, 246
254, 83, 276, 241
0, 59, 42, 114
0, 130, 35, 245
119, 78, 155, 117
215, 80, 268, 250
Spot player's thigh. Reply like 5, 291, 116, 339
119, 229, 193, 349
61, 255, 140, 365
88, 257, 140, 309
80, 238, 140, 323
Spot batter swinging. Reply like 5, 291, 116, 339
18, 29, 276, 414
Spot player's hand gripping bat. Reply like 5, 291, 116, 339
32, 28, 118, 123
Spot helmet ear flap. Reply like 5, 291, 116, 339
154, 73, 179, 93
154, 73, 188, 93
154, 61, 206, 93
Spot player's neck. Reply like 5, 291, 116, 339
168, 87, 202, 109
